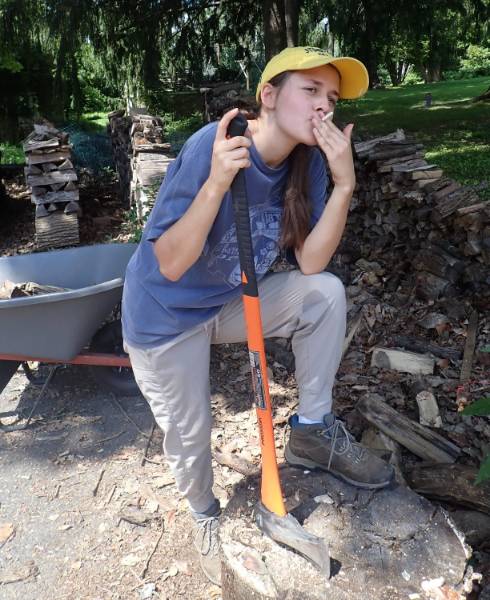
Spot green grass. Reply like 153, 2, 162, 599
78, 111, 109, 132
0, 142, 24, 164
162, 111, 203, 152
336, 76, 490, 199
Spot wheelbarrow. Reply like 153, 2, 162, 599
0, 243, 139, 431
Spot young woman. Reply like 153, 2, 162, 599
122, 46, 394, 585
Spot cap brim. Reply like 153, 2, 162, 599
329, 57, 369, 100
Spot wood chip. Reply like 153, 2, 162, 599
0, 522, 15, 547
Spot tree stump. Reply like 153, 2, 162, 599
220, 467, 472, 599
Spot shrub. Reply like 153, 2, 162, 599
462, 396, 490, 484
401, 69, 424, 86
460, 44, 490, 77
0, 142, 24, 164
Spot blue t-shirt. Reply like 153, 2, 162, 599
122, 121, 329, 348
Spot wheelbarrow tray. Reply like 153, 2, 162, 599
0, 243, 137, 361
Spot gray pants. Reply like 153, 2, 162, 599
125, 270, 346, 513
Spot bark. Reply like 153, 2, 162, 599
284, 0, 299, 47
263, 0, 286, 61
262, 0, 287, 61
386, 59, 411, 86
359, 1, 380, 87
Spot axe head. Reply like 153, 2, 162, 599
254, 501, 330, 579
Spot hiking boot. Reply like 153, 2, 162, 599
193, 514, 221, 585
285, 414, 394, 489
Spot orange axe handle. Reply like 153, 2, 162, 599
228, 114, 286, 517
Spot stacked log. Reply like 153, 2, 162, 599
108, 108, 173, 219
200, 82, 256, 121
23, 122, 80, 249
107, 109, 131, 207
343, 130, 489, 302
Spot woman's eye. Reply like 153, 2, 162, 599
328, 97, 337, 106
305, 87, 317, 93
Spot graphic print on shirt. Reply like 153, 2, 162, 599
205, 205, 282, 287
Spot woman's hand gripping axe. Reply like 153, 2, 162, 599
227, 113, 330, 578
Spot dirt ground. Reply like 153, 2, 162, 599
1, 342, 290, 600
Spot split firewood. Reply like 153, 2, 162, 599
24, 165, 42, 176
360, 426, 407, 485
371, 347, 435, 375
417, 312, 451, 332
345, 131, 488, 299
32, 190, 79, 205
356, 395, 460, 463
35, 212, 79, 249
23, 120, 81, 247
58, 158, 73, 170
41, 162, 58, 172
415, 271, 453, 301
35, 204, 49, 218
416, 390, 443, 428
449, 510, 490, 547
460, 310, 479, 382
415, 177, 440, 189
27, 171, 77, 186
0, 280, 70, 299
107, 107, 174, 215
27, 150, 71, 165
410, 169, 444, 180
407, 464, 490, 515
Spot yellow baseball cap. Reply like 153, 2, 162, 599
256, 46, 369, 102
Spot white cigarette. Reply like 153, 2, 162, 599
322, 111, 334, 121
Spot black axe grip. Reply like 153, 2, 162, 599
227, 114, 258, 297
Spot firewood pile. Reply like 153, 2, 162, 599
200, 82, 256, 121
0, 280, 69, 299
23, 122, 80, 249
337, 130, 489, 305
107, 108, 174, 220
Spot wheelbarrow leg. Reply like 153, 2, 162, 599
1, 365, 60, 432
0, 360, 21, 395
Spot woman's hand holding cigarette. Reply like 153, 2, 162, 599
312, 113, 355, 195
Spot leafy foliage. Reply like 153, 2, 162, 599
460, 44, 490, 76
476, 455, 490, 485
462, 397, 490, 485
0, 142, 24, 164
462, 396, 490, 416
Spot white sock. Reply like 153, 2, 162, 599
297, 415, 323, 425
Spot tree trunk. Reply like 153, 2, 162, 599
53, 35, 68, 118
386, 58, 400, 86
284, 0, 300, 47
359, 0, 380, 87
424, 64, 442, 83
263, 0, 287, 61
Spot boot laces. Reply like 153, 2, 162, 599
323, 419, 365, 470
194, 516, 219, 557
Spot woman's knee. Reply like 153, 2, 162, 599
303, 272, 346, 309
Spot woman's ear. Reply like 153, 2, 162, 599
260, 83, 277, 110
